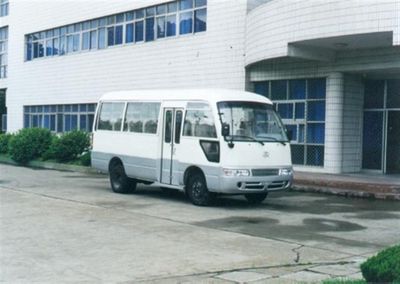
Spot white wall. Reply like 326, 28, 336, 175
245, 0, 400, 65
6, 0, 248, 132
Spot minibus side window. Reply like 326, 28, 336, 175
165, 110, 172, 143
124, 102, 160, 134
183, 103, 217, 138
97, 102, 125, 131
175, 110, 183, 144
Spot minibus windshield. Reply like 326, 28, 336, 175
217, 101, 288, 143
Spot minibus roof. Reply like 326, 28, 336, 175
99, 89, 273, 105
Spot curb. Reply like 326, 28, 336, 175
292, 184, 400, 201
0, 155, 102, 175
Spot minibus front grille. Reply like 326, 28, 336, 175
267, 181, 288, 189
252, 169, 279, 176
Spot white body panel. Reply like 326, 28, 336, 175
91, 89, 293, 194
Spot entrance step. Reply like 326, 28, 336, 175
293, 171, 400, 200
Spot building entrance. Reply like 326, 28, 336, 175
362, 79, 400, 174
386, 111, 400, 174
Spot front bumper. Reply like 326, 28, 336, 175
212, 171, 293, 194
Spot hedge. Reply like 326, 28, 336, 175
8, 128, 52, 164
0, 133, 12, 154
361, 244, 400, 283
44, 130, 90, 162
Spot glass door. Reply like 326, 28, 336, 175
362, 111, 384, 171
386, 111, 400, 174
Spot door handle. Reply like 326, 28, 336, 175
172, 147, 176, 155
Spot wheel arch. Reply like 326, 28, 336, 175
108, 156, 124, 173
183, 166, 205, 187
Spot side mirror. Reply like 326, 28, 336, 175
221, 123, 230, 137
286, 129, 293, 141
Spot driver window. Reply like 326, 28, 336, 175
183, 102, 217, 138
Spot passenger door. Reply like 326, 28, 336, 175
160, 107, 184, 185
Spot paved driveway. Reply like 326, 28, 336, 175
0, 164, 399, 283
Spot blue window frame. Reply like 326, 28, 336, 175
157, 4, 167, 14
295, 102, 305, 119
166, 15, 176, 37
25, 0, 207, 61
107, 27, 114, 46
126, 23, 134, 43
53, 38, 59, 55
277, 103, 293, 119
195, 0, 207, 6
145, 17, 155, 41
194, 8, 206, 33
98, 28, 106, 49
33, 42, 38, 58
179, 11, 193, 34
82, 32, 90, 50
289, 79, 306, 100
253, 78, 326, 167
307, 123, 325, 144
44, 115, 50, 129
90, 31, 97, 49
46, 39, 53, 56
59, 36, 66, 55
254, 82, 268, 97
308, 78, 326, 99
168, 2, 177, 12
115, 25, 123, 45
307, 145, 324, 166
26, 42, 32, 60
80, 115, 87, 131
271, 80, 287, 100
135, 9, 144, 19
67, 35, 73, 53
126, 12, 134, 21
73, 34, 80, 51
135, 21, 144, 42
307, 101, 325, 121
180, 0, 193, 10
157, 16, 166, 38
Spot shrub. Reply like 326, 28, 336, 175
50, 130, 90, 162
360, 244, 400, 283
0, 133, 12, 154
79, 151, 91, 166
8, 128, 52, 163
41, 135, 60, 161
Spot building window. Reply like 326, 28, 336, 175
25, 0, 207, 62
23, 103, 97, 132
254, 78, 326, 167
0, 27, 7, 79
0, 0, 8, 17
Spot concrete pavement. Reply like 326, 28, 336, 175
1, 164, 399, 283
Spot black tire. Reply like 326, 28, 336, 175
109, 162, 136, 194
186, 173, 214, 206
244, 192, 268, 204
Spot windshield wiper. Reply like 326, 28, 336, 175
233, 135, 265, 146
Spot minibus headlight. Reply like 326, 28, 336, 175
223, 169, 250, 177
279, 168, 293, 176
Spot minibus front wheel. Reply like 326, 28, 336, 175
109, 160, 137, 194
186, 172, 215, 206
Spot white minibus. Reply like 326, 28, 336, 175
91, 89, 293, 206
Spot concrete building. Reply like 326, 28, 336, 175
1, 0, 399, 175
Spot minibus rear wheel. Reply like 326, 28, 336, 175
244, 193, 268, 204
109, 161, 137, 194
187, 173, 215, 206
